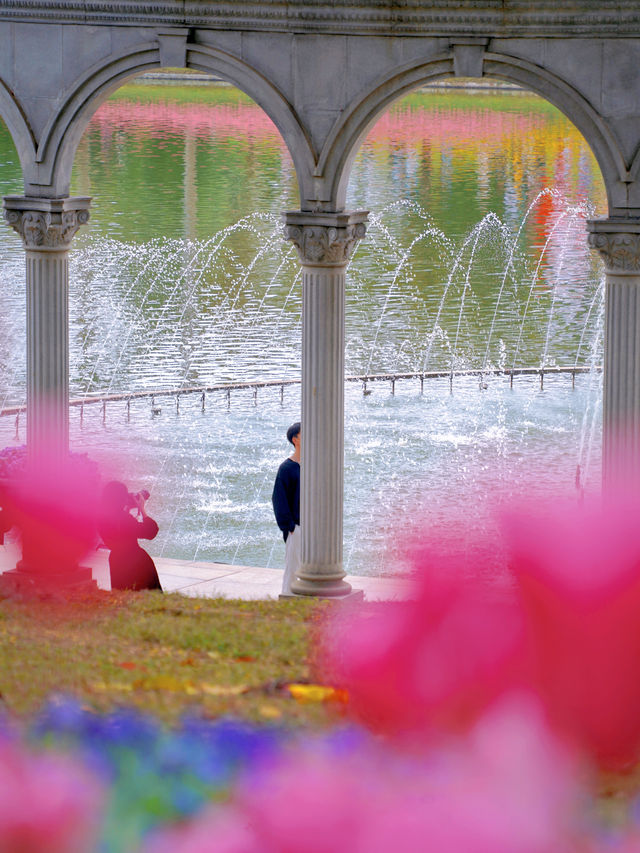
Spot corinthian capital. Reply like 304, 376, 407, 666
3, 197, 91, 251
587, 219, 640, 275
283, 211, 368, 267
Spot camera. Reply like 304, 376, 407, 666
126, 489, 150, 509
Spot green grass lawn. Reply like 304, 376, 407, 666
2, 588, 639, 834
0, 591, 341, 727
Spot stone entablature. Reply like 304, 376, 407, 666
3, 1, 640, 35
3, 2, 640, 213
3, 0, 640, 216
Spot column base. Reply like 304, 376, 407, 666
282, 572, 364, 600
279, 588, 364, 601
0, 563, 96, 598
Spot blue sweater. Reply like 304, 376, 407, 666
272, 457, 300, 542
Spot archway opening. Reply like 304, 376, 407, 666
70, 68, 299, 243
338, 78, 607, 573
1, 69, 307, 574
70, 69, 308, 573
345, 77, 607, 373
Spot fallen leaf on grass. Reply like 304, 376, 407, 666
287, 684, 349, 704
115, 661, 139, 670
258, 704, 282, 719
91, 681, 133, 693
92, 677, 250, 696
234, 655, 256, 663
201, 683, 249, 696
134, 676, 195, 693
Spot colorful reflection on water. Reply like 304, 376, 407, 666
0, 80, 607, 575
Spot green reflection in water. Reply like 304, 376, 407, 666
70, 82, 298, 243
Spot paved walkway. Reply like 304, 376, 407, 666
0, 541, 415, 601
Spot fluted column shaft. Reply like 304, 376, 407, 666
3, 197, 91, 462
25, 250, 70, 456
284, 211, 367, 596
588, 219, 640, 491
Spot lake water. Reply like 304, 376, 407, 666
0, 80, 607, 575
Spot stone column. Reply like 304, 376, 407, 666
587, 219, 640, 491
3, 197, 91, 462
284, 211, 367, 596
1, 197, 92, 594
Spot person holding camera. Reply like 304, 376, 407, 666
98, 480, 162, 591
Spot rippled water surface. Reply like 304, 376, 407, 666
0, 80, 607, 574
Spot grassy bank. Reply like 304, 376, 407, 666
0, 592, 338, 727
110, 78, 552, 116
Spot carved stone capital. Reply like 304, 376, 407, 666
3, 197, 91, 251
587, 219, 640, 275
283, 211, 368, 267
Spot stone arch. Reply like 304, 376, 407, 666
30, 38, 314, 201
186, 43, 316, 204
483, 52, 623, 211
626, 142, 640, 187
0, 77, 37, 184
32, 41, 159, 195
318, 50, 621, 213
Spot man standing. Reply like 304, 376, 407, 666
272, 421, 300, 595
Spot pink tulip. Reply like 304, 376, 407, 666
145, 806, 264, 853
318, 540, 525, 739
0, 742, 103, 853
503, 494, 640, 770
4, 446, 99, 578
147, 698, 587, 853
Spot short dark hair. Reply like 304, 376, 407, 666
286, 421, 301, 444
102, 480, 129, 511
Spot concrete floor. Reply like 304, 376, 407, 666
0, 540, 415, 601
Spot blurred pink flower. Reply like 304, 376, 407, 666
0, 742, 102, 853
4, 446, 99, 576
317, 541, 524, 738
146, 698, 586, 853
145, 806, 263, 853
503, 495, 640, 770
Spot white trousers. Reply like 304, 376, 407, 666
283, 525, 301, 594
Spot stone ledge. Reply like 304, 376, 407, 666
3, 2, 640, 36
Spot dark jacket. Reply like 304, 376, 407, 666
272, 458, 300, 542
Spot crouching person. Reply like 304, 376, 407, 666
99, 481, 162, 591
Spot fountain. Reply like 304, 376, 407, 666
0, 196, 604, 577
0, 78, 609, 576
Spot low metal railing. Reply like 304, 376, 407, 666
0, 365, 602, 423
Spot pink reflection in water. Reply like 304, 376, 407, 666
93, 100, 288, 148
93, 98, 549, 148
